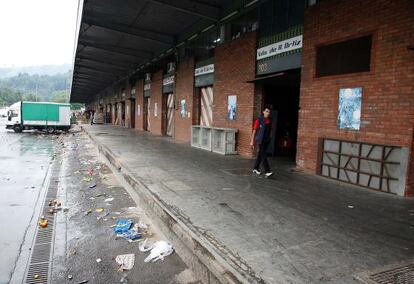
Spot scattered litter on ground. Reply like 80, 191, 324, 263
85, 209, 92, 216
96, 208, 104, 213
68, 274, 73, 280
47, 199, 65, 214
38, 217, 48, 228
104, 197, 114, 202
96, 258, 102, 263
115, 254, 135, 271
139, 239, 174, 262
137, 222, 149, 230
89, 183, 97, 188
34, 274, 40, 279
48, 199, 61, 206
113, 219, 144, 241
77, 280, 89, 284
73, 171, 81, 174
97, 212, 110, 220
89, 197, 95, 200
114, 219, 133, 234
347, 205, 354, 209
83, 176, 92, 182
96, 193, 107, 197
120, 273, 129, 283
120, 226, 142, 241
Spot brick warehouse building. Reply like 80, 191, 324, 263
71, 0, 414, 196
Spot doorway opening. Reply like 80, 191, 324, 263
163, 93, 174, 136
121, 101, 126, 126
106, 104, 111, 123
199, 86, 213, 127
115, 103, 119, 125
130, 99, 136, 128
143, 97, 150, 131
261, 70, 300, 159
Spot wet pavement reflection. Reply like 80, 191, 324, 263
0, 118, 56, 284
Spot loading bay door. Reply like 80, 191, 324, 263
200, 86, 213, 127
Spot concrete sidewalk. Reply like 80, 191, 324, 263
83, 124, 414, 284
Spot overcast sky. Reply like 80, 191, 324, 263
0, 0, 79, 67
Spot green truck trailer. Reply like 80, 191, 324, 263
6, 101, 71, 133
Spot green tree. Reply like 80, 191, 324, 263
22, 93, 38, 101
0, 87, 22, 106
51, 90, 69, 103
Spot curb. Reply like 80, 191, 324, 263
82, 127, 265, 284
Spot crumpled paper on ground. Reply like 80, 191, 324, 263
115, 254, 135, 271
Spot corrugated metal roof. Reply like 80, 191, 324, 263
70, 0, 242, 103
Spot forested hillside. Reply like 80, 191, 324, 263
0, 71, 80, 108
0, 64, 71, 79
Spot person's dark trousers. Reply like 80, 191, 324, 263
253, 143, 271, 173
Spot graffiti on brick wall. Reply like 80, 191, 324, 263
338, 87, 362, 130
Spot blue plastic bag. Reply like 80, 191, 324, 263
121, 229, 142, 241
114, 219, 133, 234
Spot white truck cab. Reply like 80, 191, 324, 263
6, 102, 22, 132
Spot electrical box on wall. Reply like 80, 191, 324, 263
145, 73, 151, 82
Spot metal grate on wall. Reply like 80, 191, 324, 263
320, 139, 406, 194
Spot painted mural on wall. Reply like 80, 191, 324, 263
227, 95, 237, 120
337, 87, 362, 130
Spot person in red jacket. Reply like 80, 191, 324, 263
250, 107, 273, 178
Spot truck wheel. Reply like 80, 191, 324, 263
13, 126, 22, 133
46, 126, 55, 134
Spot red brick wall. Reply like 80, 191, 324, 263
174, 57, 195, 142
147, 71, 163, 135
214, 32, 257, 157
135, 80, 144, 130
297, 0, 414, 196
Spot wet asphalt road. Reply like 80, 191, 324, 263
0, 118, 56, 284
